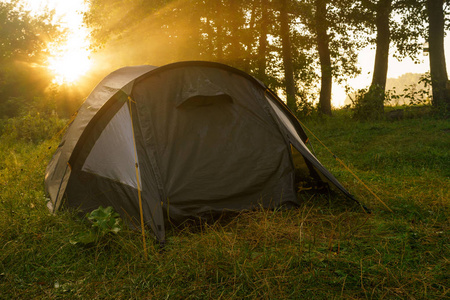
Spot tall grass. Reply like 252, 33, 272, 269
0, 112, 448, 298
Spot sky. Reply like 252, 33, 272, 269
18, 0, 450, 107
332, 38, 450, 107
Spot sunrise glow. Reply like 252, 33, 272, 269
47, 26, 91, 85
26, 0, 92, 85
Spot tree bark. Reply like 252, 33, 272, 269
257, 0, 269, 81
279, 0, 297, 111
229, 0, 242, 68
426, 0, 449, 110
243, 0, 258, 73
370, 0, 391, 112
315, 0, 332, 116
215, 0, 224, 62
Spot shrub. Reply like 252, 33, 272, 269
0, 96, 66, 143
351, 85, 388, 120
400, 73, 432, 107
0, 97, 28, 119
1, 111, 66, 143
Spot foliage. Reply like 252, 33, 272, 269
295, 91, 319, 118
385, 72, 432, 105
0, 0, 62, 113
350, 74, 434, 120
84, 0, 363, 108
0, 112, 448, 298
0, 97, 28, 119
350, 0, 426, 61
1, 112, 64, 144
69, 206, 123, 245
400, 72, 432, 106
0, 0, 54, 63
0, 97, 66, 143
351, 85, 387, 120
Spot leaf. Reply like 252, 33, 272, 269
69, 231, 98, 245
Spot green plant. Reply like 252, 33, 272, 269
398, 73, 432, 107
295, 90, 318, 118
1, 111, 66, 143
69, 206, 123, 245
351, 85, 389, 120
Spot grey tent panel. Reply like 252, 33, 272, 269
45, 61, 356, 244
45, 65, 157, 212
82, 102, 141, 189
266, 95, 312, 154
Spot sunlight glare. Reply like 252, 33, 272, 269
25, 0, 92, 85
48, 26, 91, 85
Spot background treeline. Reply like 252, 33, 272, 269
1, 0, 450, 121
85, 0, 450, 117
0, 0, 86, 120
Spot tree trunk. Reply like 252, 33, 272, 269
370, 0, 391, 113
315, 0, 332, 116
426, 0, 449, 111
229, 0, 242, 68
215, 1, 224, 62
279, 0, 297, 111
243, 0, 258, 73
257, 0, 269, 81
205, 16, 215, 61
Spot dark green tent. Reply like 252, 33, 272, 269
45, 61, 355, 244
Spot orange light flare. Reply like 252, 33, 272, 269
47, 27, 92, 85
25, 0, 92, 85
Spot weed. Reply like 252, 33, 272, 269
69, 206, 123, 245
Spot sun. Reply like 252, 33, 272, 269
25, 0, 92, 85
47, 27, 92, 85
48, 49, 91, 85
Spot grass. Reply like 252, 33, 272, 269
0, 111, 449, 298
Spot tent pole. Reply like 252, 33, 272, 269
128, 97, 148, 259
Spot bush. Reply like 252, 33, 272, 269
351, 78, 434, 121
351, 85, 387, 120
0, 97, 28, 119
0, 96, 66, 143
1, 112, 66, 143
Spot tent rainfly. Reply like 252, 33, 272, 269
45, 61, 358, 244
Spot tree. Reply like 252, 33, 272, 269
0, 1, 49, 64
256, 0, 270, 82
0, 0, 57, 117
314, 0, 332, 115
370, 0, 392, 114
84, 0, 356, 114
350, 0, 426, 119
426, 0, 450, 111
279, 0, 298, 111
350, 0, 393, 118
295, 0, 363, 116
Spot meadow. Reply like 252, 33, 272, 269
0, 110, 448, 299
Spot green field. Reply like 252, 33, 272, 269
0, 112, 448, 298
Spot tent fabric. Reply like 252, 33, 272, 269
45, 61, 355, 244
45, 65, 157, 213
81, 102, 141, 189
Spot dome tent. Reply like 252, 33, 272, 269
45, 61, 357, 244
